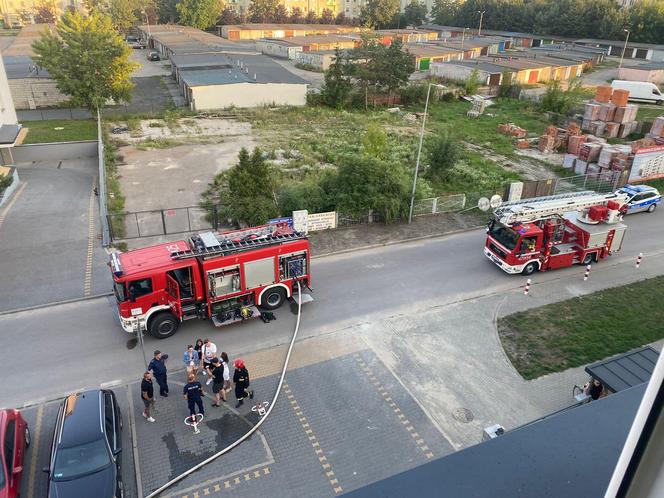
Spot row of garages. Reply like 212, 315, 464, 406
218, 23, 362, 41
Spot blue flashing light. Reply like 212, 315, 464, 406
110, 252, 123, 278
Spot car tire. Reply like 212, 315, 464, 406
522, 262, 538, 276
261, 287, 287, 310
24, 426, 30, 447
647, 203, 657, 213
148, 312, 179, 339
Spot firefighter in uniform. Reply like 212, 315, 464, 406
183, 374, 205, 421
233, 359, 254, 408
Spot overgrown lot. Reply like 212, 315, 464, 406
498, 276, 664, 380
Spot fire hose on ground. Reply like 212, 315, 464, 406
145, 280, 304, 498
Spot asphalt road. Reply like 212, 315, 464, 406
0, 210, 661, 409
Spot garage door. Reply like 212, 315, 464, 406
635, 49, 649, 59
528, 70, 539, 83
489, 73, 501, 86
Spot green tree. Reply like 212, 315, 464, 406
378, 39, 414, 95
157, 0, 179, 23
249, 0, 279, 22
431, 0, 460, 26
177, 0, 224, 29
426, 132, 459, 181
218, 6, 239, 24
277, 175, 332, 214
362, 124, 388, 159
305, 10, 318, 23
320, 8, 335, 24
108, 0, 138, 31
32, 11, 138, 111
360, 0, 400, 28
403, 0, 427, 26
334, 12, 348, 25
226, 148, 278, 226
540, 78, 586, 115
320, 47, 351, 109
34, 0, 58, 23
464, 68, 481, 95
273, 4, 289, 23
333, 154, 411, 221
290, 6, 304, 23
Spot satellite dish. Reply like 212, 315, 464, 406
478, 197, 491, 212
490, 195, 503, 209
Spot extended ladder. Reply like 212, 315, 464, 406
494, 191, 629, 225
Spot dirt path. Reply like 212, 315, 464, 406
464, 142, 562, 180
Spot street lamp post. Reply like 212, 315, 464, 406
461, 27, 468, 55
477, 10, 486, 37
142, 10, 151, 39
408, 83, 446, 225
619, 28, 630, 71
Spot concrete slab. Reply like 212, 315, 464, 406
0, 158, 111, 311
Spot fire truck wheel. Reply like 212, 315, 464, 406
148, 312, 179, 339
647, 203, 657, 213
261, 287, 287, 310
582, 253, 594, 265
521, 262, 538, 276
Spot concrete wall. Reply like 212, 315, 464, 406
8, 78, 69, 109
190, 82, 308, 110
295, 52, 333, 70
429, 63, 491, 85
12, 141, 97, 163
0, 54, 18, 126
619, 67, 664, 85
0, 167, 19, 207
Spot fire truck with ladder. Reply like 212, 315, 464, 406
109, 223, 312, 338
484, 190, 630, 275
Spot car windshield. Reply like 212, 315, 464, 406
113, 281, 126, 302
489, 222, 519, 251
53, 438, 112, 481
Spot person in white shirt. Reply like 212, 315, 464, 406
201, 338, 218, 385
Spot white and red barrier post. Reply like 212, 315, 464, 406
584, 264, 591, 281
524, 278, 532, 295
636, 253, 643, 269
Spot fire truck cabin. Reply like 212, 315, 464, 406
110, 224, 311, 338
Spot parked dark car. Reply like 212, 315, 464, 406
44, 390, 124, 498
147, 51, 160, 61
0, 409, 29, 498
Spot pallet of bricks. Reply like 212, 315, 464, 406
582, 86, 640, 139
646, 115, 664, 144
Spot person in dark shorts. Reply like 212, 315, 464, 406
233, 359, 254, 408
141, 372, 155, 422
210, 358, 225, 407
183, 373, 205, 420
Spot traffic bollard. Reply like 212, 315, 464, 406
636, 253, 643, 269
584, 264, 591, 281
523, 278, 531, 295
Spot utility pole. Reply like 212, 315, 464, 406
618, 28, 630, 71
478, 10, 486, 37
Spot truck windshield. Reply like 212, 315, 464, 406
489, 222, 519, 251
114, 281, 127, 302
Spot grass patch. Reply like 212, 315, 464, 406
498, 276, 664, 380
637, 105, 664, 124
22, 119, 97, 144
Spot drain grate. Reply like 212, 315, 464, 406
452, 408, 474, 423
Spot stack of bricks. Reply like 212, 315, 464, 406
581, 86, 640, 139
646, 116, 664, 144
497, 123, 527, 138
538, 125, 558, 153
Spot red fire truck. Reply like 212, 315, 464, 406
109, 223, 311, 338
484, 191, 630, 276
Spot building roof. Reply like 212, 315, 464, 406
345, 383, 648, 498
435, 60, 508, 74
1, 23, 53, 57
219, 23, 359, 32
627, 61, 664, 70
173, 53, 308, 86
431, 37, 505, 50
403, 44, 460, 58
575, 38, 664, 51
0, 124, 22, 145
138, 24, 247, 55
585, 346, 659, 393
2, 55, 50, 79
422, 24, 577, 42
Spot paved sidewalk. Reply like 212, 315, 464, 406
360, 249, 664, 450
131, 344, 453, 498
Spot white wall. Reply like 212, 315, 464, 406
0, 56, 18, 126
190, 82, 308, 110
430, 62, 490, 84
256, 40, 302, 60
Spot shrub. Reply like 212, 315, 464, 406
399, 84, 428, 106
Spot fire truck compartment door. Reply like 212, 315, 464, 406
244, 257, 276, 289
612, 227, 626, 251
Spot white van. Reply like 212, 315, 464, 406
611, 80, 664, 105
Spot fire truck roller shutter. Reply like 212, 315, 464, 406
148, 310, 180, 339
259, 284, 289, 310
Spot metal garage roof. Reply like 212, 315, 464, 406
585, 346, 659, 393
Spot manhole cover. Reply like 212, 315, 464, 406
452, 408, 474, 423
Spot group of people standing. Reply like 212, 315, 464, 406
140, 338, 254, 424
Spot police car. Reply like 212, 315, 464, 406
615, 184, 661, 214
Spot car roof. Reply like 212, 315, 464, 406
58, 390, 104, 447
621, 184, 658, 194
